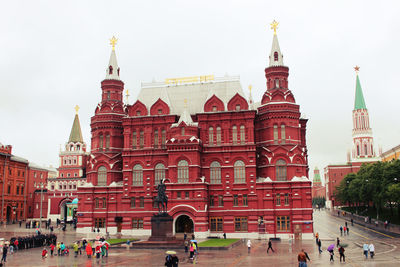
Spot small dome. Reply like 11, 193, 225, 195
71, 198, 78, 204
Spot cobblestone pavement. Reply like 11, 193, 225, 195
1, 211, 400, 266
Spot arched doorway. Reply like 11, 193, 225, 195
59, 199, 71, 222
6, 206, 12, 223
175, 215, 194, 234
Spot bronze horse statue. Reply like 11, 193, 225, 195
155, 180, 168, 213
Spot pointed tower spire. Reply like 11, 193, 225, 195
105, 36, 120, 80
354, 66, 366, 110
248, 85, 254, 109
269, 20, 284, 67
68, 105, 84, 143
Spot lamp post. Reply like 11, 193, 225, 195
39, 182, 43, 229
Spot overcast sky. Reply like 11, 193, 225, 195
1, 0, 399, 184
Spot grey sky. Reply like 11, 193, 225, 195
1, 0, 399, 184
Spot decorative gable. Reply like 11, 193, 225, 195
127, 100, 148, 117
150, 98, 170, 115
227, 93, 248, 111
204, 95, 225, 112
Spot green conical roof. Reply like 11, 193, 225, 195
68, 114, 83, 143
354, 74, 367, 110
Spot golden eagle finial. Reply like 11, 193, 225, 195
270, 20, 279, 35
110, 36, 118, 51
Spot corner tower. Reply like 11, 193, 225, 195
87, 36, 125, 186
351, 66, 376, 160
256, 20, 309, 181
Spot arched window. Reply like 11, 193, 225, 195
216, 127, 222, 145
154, 130, 159, 148
240, 125, 245, 144
209, 127, 214, 145
139, 131, 144, 149
132, 131, 137, 149
105, 134, 110, 149
364, 144, 368, 155
273, 125, 278, 144
132, 164, 143, 186
177, 160, 189, 183
357, 145, 360, 156
281, 124, 286, 144
234, 160, 245, 183
155, 163, 165, 185
99, 134, 103, 150
97, 166, 107, 186
274, 51, 278, 61
276, 159, 287, 181
275, 79, 279, 88
161, 129, 166, 148
181, 127, 185, 136
232, 126, 238, 144
210, 161, 221, 184
108, 65, 113, 74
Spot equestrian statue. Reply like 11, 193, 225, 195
155, 179, 168, 214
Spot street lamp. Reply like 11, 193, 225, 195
39, 182, 44, 229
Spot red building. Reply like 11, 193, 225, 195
27, 163, 50, 220
47, 107, 89, 222
324, 67, 380, 208
311, 168, 325, 199
77, 24, 313, 239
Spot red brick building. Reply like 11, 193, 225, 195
27, 163, 50, 220
77, 25, 313, 239
324, 68, 379, 208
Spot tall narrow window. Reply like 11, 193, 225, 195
107, 91, 110, 99
216, 127, 222, 145
218, 195, 224, 207
234, 160, 245, 183
132, 164, 143, 186
276, 159, 287, 181
181, 127, 185, 136
274, 51, 278, 61
273, 125, 278, 144
240, 125, 245, 144
102, 197, 107, 208
105, 134, 110, 149
281, 124, 286, 144
275, 79, 279, 88
209, 195, 214, 207
233, 195, 239, 206
132, 131, 137, 149
155, 163, 165, 185
139, 131, 144, 149
210, 161, 221, 184
99, 134, 103, 150
177, 160, 189, 183
276, 193, 281, 206
243, 194, 248, 206
97, 166, 107, 186
130, 197, 136, 208
209, 127, 214, 145
364, 144, 368, 155
139, 197, 144, 208
95, 198, 99, 208
154, 130, 159, 148
232, 126, 238, 144
357, 145, 360, 156
284, 193, 289, 206
161, 130, 166, 148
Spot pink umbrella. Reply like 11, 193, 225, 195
327, 244, 335, 251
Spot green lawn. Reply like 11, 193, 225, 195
198, 239, 239, 247
106, 238, 138, 245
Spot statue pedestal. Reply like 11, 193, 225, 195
148, 213, 175, 241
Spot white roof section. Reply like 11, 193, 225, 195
269, 34, 284, 67
138, 75, 245, 115
105, 50, 120, 80
171, 107, 198, 128
11, 155, 29, 164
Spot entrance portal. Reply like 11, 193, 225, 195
6, 206, 12, 223
175, 215, 194, 233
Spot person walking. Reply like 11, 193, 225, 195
369, 243, 375, 259
346, 226, 349, 235
297, 249, 307, 267
345, 221, 348, 228
337, 237, 340, 247
351, 218, 354, 226
189, 242, 195, 260
340, 226, 343, 236
50, 243, 55, 256
343, 226, 347, 235
363, 243, 369, 259
86, 243, 92, 258
267, 239, 275, 253
315, 232, 319, 245
184, 239, 189, 253
329, 250, 334, 262
73, 242, 79, 257
317, 239, 322, 254
247, 239, 252, 254
338, 246, 345, 262
57, 242, 61, 256
1, 244, 8, 263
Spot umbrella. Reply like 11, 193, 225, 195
190, 240, 197, 243
327, 244, 335, 251
166, 250, 177, 255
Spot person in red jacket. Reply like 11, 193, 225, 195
85, 243, 93, 258
42, 248, 48, 258
50, 243, 55, 256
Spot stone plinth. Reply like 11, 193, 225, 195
148, 213, 175, 241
